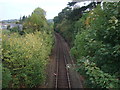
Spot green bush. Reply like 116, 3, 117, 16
71, 2, 120, 88
2, 31, 53, 88
2, 30, 10, 35
23, 7, 48, 33
2, 66, 12, 88
77, 58, 120, 88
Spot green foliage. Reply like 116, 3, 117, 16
53, 2, 98, 46
53, 7, 72, 29
23, 7, 48, 33
54, 1, 120, 88
2, 6, 54, 88
2, 66, 12, 88
2, 30, 10, 35
2, 31, 53, 88
55, 18, 75, 45
7, 25, 10, 30
77, 58, 120, 88
53, 6, 77, 46
10, 27, 20, 33
71, 2, 120, 88
0, 64, 2, 89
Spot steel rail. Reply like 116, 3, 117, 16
55, 33, 59, 89
63, 54, 71, 89
55, 33, 71, 89
62, 36, 71, 89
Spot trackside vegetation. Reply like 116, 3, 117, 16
2, 7, 53, 88
54, 2, 120, 88
2, 1, 120, 89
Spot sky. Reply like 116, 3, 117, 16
0, 0, 72, 20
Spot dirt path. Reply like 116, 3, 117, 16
46, 32, 83, 88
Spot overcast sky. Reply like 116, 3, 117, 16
0, 0, 72, 20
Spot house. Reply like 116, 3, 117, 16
1, 23, 8, 30
9, 23, 23, 31
1, 23, 23, 31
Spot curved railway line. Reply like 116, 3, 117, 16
46, 32, 83, 88
55, 33, 71, 88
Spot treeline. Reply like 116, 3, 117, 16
54, 2, 120, 88
2, 7, 53, 88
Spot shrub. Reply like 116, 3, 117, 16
71, 2, 120, 88
2, 66, 12, 88
2, 31, 53, 88
77, 58, 120, 88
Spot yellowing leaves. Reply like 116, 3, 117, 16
85, 17, 91, 26
2, 31, 53, 88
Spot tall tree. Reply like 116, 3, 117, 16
23, 7, 48, 33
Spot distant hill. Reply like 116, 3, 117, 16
1, 19, 19, 23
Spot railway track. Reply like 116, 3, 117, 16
54, 33, 71, 89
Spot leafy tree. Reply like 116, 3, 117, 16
23, 7, 48, 33
7, 25, 10, 30
53, 2, 97, 46
54, 0, 120, 88
19, 15, 27, 24
2, 7, 54, 88
67, 2, 77, 7
71, 2, 120, 88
